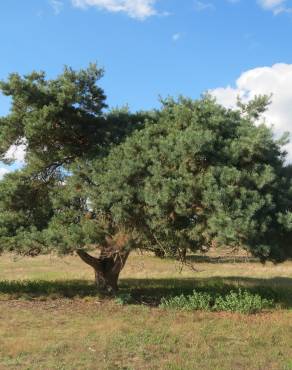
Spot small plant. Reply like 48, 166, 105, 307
160, 294, 191, 310
114, 293, 133, 305
187, 291, 213, 310
160, 290, 212, 311
213, 288, 274, 314
160, 289, 275, 314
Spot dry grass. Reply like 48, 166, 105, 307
0, 252, 292, 369
1, 251, 292, 282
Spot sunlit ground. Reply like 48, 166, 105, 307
0, 252, 292, 369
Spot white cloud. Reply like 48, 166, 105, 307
211, 63, 292, 162
71, 0, 158, 19
4, 143, 26, 164
259, 0, 284, 6
257, 0, 292, 14
194, 1, 215, 11
49, 0, 64, 15
227, 0, 292, 14
0, 167, 10, 180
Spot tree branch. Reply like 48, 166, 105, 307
76, 249, 100, 268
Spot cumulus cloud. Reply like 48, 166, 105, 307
211, 63, 292, 162
71, 0, 158, 19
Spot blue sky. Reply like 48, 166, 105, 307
0, 0, 291, 113
1, 0, 292, 172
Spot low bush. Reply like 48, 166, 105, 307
159, 289, 274, 314
160, 290, 212, 311
213, 289, 274, 314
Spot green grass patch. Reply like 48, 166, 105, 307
160, 288, 275, 314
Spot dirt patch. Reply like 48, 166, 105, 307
0, 298, 107, 313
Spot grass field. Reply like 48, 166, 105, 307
0, 252, 292, 370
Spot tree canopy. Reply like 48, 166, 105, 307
0, 65, 291, 292
84, 96, 292, 263
0, 64, 148, 177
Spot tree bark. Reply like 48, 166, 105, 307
76, 248, 129, 294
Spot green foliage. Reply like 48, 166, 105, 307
88, 95, 292, 262
159, 289, 274, 314
0, 64, 155, 177
160, 290, 212, 311
0, 170, 56, 255
0, 65, 151, 256
114, 293, 133, 305
213, 288, 274, 314
0, 64, 291, 269
0, 64, 107, 171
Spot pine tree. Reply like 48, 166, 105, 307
1, 66, 291, 293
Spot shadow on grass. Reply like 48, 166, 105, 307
0, 280, 97, 300
119, 276, 292, 308
0, 276, 292, 308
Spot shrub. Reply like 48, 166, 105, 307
159, 289, 274, 314
160, 290, 212, 311
213, 289, 274, 314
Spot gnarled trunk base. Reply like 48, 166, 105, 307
77, 248, 129, 294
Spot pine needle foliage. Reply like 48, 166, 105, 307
0, 65, 291, 279
86, 95, 292, 262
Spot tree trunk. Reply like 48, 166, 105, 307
76, 248, 129, 294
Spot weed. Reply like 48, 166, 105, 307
213, 288, 274, 314
114, 293, 133, 305
160, 290, 212, 311
160, 289, 274, 314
